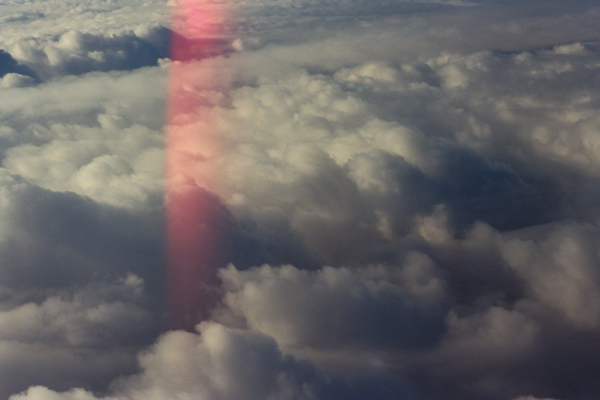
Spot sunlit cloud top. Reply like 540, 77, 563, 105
0, 1, 599, 400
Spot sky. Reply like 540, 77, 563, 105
0, 0, 600, 399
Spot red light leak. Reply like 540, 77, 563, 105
166, 0, 227, 331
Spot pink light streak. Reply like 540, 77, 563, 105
166, 0, 228, 331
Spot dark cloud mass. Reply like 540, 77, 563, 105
1, 0, 600, 400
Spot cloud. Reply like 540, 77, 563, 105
0, 63, 166, 210
0, 49, 38, 81
2, 0, 600, 400
10, 322, 413, 400
0, 38, 167, 397
0, 0, 169, 45
0, 274, 157, 399
217, 259, 445, 350
9, 29, 170, 81
0, 274, 152, 346
501, 221, 600, 330
1, 73, 37, 88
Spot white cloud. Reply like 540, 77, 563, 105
1, 73, 36, 87
3, 0, 600, 399
0, 0, 169, 47
0, 64, 166, 210
9, 29, 169, 80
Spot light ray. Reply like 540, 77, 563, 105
166, 0, 228, 331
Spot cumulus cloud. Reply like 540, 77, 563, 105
0, 49, 38, 81
8, 29, 171, 81
10, 322, 413, 400
217, 260, 445, 349
2, 0, 600, 400
0, 273, 158, 399
0, 64, 166, 210
0, 4, 168, 395
501, 222, 600, 330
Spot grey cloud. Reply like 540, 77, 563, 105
206, 36, 600, 397
3, 1, 600, 400
418, 306, 542, 399
0, 175, 165, 319
0, 58, 167, 398
211, 54, 558, 269
217, 261, 445, 350
9, 29, 169, 81
0, 12, 45, 24
500, 221, 600, 330
0, 275, 154, 346
0, 343, 137, 400
10, 322, 414, 400
0, 177, 163, 398
391, 221, 600, 400
0, 0, 169, 44
0, 49, 38, 81
1, 73, 37, 88
0, 274, 158, 399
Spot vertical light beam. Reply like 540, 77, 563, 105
166, 0, 227, 331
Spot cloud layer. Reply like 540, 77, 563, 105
1, 0, 600, 400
